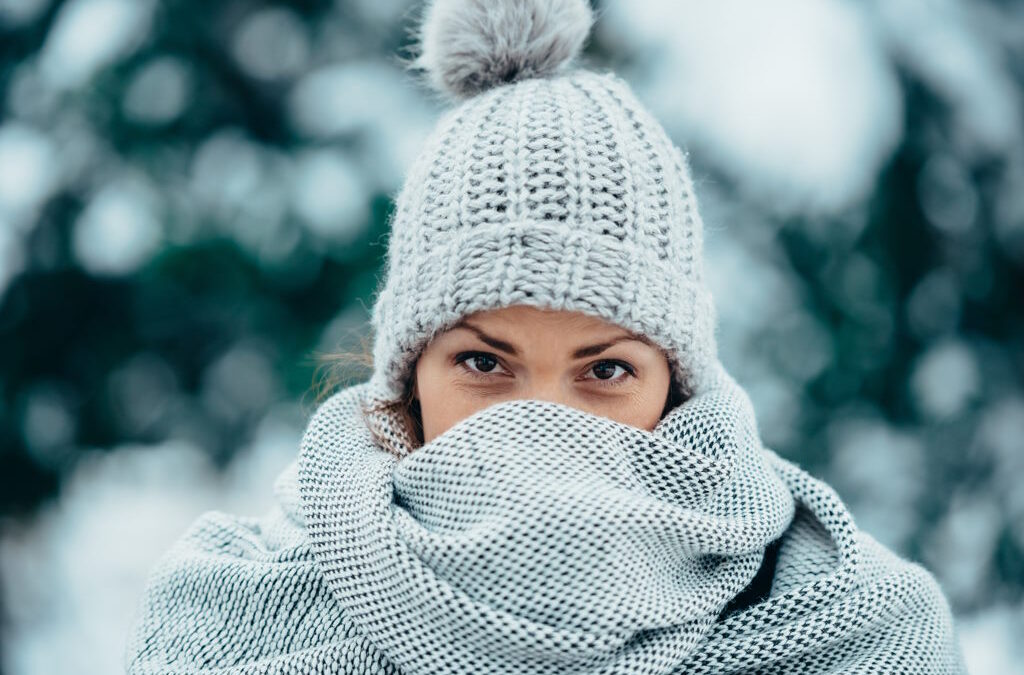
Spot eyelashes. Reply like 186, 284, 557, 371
453, 351, 637, 387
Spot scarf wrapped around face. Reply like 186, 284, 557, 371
125, 362, 967, 674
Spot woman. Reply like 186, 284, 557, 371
125, 0, 968, 672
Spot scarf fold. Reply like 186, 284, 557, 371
299, 361, 794, 674
125, 361, 968, 674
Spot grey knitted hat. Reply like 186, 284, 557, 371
366, 0, 719, 409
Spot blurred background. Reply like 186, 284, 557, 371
0, 0, 1021, 673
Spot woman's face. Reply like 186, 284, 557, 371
413, 305, 673, 444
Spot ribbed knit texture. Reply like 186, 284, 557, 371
368, 67, 718, 403
125, 361, 967, 674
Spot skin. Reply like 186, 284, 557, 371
412, 304, 673, 444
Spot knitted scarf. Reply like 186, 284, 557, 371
126, 362, 967, 674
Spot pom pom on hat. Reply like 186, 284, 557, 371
407, 0, 594, 101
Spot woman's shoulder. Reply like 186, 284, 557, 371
765, 450, 955, 606
164, 457, 310, 558
708, 450, 967, 673
123, 459, 379, 674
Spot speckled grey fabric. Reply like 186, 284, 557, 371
124, 361, 967, 674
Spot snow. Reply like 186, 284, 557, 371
909, 339, 982, 421
289, 149, 370, 242
0, 409, 302, 675
71, 175, 164, 276
0, 123, 58, 226
603, 0, 903, 214
39, 0, 154, 90
122, 57, 192, 127
231, 7, 310, 82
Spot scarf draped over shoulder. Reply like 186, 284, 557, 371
125, 362, 967, 674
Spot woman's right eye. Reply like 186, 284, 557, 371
456, 352, 506, 376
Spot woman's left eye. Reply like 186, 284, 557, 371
583, 360, 634, 383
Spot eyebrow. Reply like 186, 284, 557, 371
450, 319, 653, 359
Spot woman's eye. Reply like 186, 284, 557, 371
584, 360, 634, 383
457, 352, 506, 375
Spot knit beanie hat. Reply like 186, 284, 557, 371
366, 0, 719, 414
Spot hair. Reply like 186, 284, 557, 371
313, 323, 689, 457
312, 324, 422, 457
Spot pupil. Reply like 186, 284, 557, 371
474, 355, 497, 372
593, 362, 616, 379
